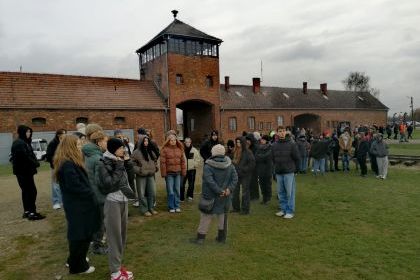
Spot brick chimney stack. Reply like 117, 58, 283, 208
320, 83, 327, 95
225, 76, 230, 91
252, 77, 260, 94
303, 82, 308, 94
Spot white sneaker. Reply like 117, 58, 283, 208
187, 197, 193, 201
65, 257, 89, 268
83, 266, 95, 274
132, 201, 139, 207
275, 211, 285, 217
169, 209, 175, 213
284, 214, 294, 219
175, 208, 182, 213
53, 203, 61, 210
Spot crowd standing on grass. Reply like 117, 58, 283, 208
9, 119, 407, 277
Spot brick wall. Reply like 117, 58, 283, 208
0, 109, 167, 145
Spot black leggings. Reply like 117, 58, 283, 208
181, 169, 196, 200
68, 239, 91, 274
16, 174, 37, 213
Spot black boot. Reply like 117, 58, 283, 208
215, 230, 226, 243
190, 233, 205, 245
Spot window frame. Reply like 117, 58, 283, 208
229, 117, 237, 132
248, 116, 256, 130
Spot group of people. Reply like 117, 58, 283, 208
9, 121, 394, 277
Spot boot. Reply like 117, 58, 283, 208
190, 233, 206, 245
215, 230, 226, 243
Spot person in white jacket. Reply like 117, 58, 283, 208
181, 137, 201, 201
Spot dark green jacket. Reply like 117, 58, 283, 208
82, 142, 106, 204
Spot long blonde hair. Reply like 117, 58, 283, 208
54, 135, 85, 181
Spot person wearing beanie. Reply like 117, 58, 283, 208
255, 135, 273, 205
160, 134, 187, 213
181, 137, 201, 202
82, 130, 109, 255
190, 144, 238, 245
200, 130, 220, 161
11, 125, 45, 220
97, 137, 135, 280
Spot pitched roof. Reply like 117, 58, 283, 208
0, 72, 165, 110
136, 19, 222, 53
220, 85, 388, 111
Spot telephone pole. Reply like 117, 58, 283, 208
410, 96, 415, 130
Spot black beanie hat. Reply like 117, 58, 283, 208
138, 127, 147, 135
107, 137, 124, 155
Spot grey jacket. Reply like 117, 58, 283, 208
370, 137, 389, 157
201, 156, 238, 214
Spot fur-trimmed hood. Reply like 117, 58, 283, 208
205, 155, 232, 169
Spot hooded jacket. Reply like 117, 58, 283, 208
201, 155, 238, 214
255, 142, 273, 177
11, 125, 39, 176
82, 142, 106, 204
131, 135, 158, 177
160, 138, 187, 177
369, 135, 389, 157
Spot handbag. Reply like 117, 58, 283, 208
198, 196, 215, 214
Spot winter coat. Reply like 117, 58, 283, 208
255, 143, 273, 178
200, 138, 219, 161
131, 148, 158, 177
57, 160, 100, 241
11, 125, 39, 176
310, 139, 329, 159
271, 139, 300, 174
233, 137, 256, 179
339, 133, 353, 154
369, 137, 389, 157
184, 146, 200, 171
296, 137, 310, 158
97, 153, 136, 198
201, 156, 238, 214
356, 139, 370, 158
160, 141, 187, 177
82, 142, 106, 204
45, 136, 60, 168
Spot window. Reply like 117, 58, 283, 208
277, 116, 284, 126
259, 122, 264, 130
265, 122, 272, 130
76, 117, 88, 124
114, 117, 126, 124
206, 76, 213, 87
32, 117, 46, 126
229, 117, 237, 132
176, 74, 183, 85
248, 117, 255, 130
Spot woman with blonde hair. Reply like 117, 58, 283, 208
54, 135, 100, 274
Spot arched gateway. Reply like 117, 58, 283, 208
294, 113, 321, 134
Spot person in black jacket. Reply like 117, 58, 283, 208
231, 137, 255, 215
10, 125, 45, 220
356, 133, 370, 177
45, 128, 67, 210
272, 127, 300, 219
200, 130, 220, 161
255, 135, 273, 205
54, 134, 99, 275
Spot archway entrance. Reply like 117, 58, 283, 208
294, 114, 321, 135
176, 100, 214, 145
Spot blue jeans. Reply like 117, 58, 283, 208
165, 174, 181, 210
313, 158, 325, 174
51, 169, 62, 205
342, 154, 350, 171
276, 173, 296, 215
299, 156, 308, 172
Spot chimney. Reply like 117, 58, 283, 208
252, 77, 260, 94
320, 83, 327, 95
224, 76, 230, 91
303, 82, 308, 94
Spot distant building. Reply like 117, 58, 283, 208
0, 11, 388, 162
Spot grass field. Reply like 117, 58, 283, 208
0, 165, 419, 280
388, 143, 420, 156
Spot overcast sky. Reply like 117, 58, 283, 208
1, 0, 419, 115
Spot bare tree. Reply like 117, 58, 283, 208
342, 71, 380, 98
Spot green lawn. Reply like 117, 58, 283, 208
388, 144, 420, 156
0, 161, 49, 177
1, 167, 419, 280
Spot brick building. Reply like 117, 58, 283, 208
0, 11, 388, 162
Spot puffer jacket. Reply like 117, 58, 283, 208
97, 152, 135, 198
271, 138, 300, 174
82, 142, 106, 204
255, 143, 272, 178
201, 155, 238, 214
160, 140, 187, 177
131, 148, 158, 177
11, 125, 39, 176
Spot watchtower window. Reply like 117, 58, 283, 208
206, 76, 213, 87
176, 74, 184, 85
